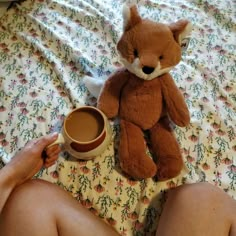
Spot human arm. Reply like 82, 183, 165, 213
0, 133, 60, 213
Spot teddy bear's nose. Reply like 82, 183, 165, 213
142, 66, 154, 74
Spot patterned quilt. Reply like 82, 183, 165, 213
0, 0, 235, 235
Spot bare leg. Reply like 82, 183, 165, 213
156, 182, 236, 236
0, 179, 119, 236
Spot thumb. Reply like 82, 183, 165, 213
37, 132, 59, 149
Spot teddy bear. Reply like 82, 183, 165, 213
85, 4, 191, 180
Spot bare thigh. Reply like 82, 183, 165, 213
156, 182, 236, 236
0, 179, 119, 236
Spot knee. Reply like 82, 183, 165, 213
1, 179, 59, 219
0, 180, 63, 235
8, 179, 56, 204
166, 182, 223, 207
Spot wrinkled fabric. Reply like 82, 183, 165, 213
0, 0, 235, 235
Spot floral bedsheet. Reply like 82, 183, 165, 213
0, 0, 235, 235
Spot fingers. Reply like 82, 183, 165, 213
44, 156, 58, 168
46, 144, 60, 155
19, 133, 61, 168
44, 144, 61, 168
38, 132, 59, 149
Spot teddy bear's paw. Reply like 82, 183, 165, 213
156, 155, 183, 181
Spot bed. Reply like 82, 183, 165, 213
0, 0, 235, 235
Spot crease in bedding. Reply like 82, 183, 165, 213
0, 0, 235, 235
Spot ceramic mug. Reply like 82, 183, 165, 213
48, 106, 112, 160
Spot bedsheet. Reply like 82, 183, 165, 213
0, 0, 235, 235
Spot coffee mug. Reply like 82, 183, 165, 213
48, 106, 112, 160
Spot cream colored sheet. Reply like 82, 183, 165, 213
0, 0, 235, 235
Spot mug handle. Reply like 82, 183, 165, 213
47, 133, 65, 148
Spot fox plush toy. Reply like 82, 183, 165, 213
85, 4, 191, 180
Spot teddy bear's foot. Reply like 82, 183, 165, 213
156, 155, 183, 181
150, 116, 183, 181
120, 155, 157, 179
119, 119, 157, 179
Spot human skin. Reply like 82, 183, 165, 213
156, 182, 236, 236
0, 133, 119, 236
0, 133, 60, 213
0, 133, 235, 236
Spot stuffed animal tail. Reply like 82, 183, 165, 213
83, 76, 104, 98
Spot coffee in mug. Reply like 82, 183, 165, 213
48, 106, 112, 160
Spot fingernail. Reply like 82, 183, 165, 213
51, 132, 58, 138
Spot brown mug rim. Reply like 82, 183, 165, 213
63, 106, 106, 144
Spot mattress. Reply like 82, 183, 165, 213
0, 0, 235, 235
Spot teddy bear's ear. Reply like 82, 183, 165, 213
169, 20, 192, 45
122, 4, 142, 31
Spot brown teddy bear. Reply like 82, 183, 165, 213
86, 4, 191, 180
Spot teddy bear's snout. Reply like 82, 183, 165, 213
142, 66, 155, 74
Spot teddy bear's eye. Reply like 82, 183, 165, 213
133, 49, 139, 58
159, 55, 164, 60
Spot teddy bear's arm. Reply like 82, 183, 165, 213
160, 73, 190, 127
97, 69, 129, 118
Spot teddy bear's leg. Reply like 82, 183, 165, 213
119, 119, 157, 179
150, 116, 183, 181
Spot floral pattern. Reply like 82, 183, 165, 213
0, 0, 235, 235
